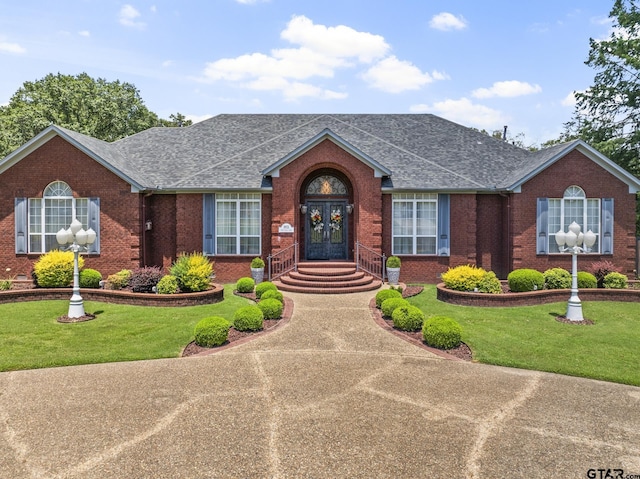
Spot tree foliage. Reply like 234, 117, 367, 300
0, 72, 190, 158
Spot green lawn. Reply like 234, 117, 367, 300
406, 285, 640, 386
0, 285, 251, 372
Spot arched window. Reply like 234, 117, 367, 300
306, 175, 347, 196
547, 186, 600, 253
27, 181, 95, 253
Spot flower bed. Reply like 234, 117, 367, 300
0, 283, 224, 307
437, 282, 640, 307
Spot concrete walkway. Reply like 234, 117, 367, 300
1, 291, 639, 478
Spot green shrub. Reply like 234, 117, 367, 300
507, 268, 544, 292
391, 305, 425, 331
375, 289, 402, 308
603, 272, 628, 289
156, 275, 179, 294
194, 316, 230, 347
577, 271, 597, 289
130, 266, 164, 293
170, 252, 213, 293
260, 289, 284, 303
250, 257, 265, 269
33, 250, 84, 288
381, 297, 410, 318
257, 298, 283, 319
441, 264, 486, 292
589, 260, 620, 288
233, 306, 264, 331
79, 268, 102, 288
107, 269, 131, 290
255, 281, 278, 299
0, 280, 11, 291
477, 271, 502, 294
386, 256, 401, 268
390, 285, 404, 294
236, 277, 255, 293
543, 268, 571, 289
422, 316, 462, 349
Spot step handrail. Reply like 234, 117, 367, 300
355, 242, 386, 281
267, 242, 298, 281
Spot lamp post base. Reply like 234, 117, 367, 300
565, 296, 584, 322
68, 293, 86, 319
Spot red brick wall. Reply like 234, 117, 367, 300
0, 136, 142, 279
510, 150, 637, 276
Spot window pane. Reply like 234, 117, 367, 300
240, 201, 260, 235
564, 198, 584, 230
216, 202, 236, 235
393, 237, 413, 255
393, 201, 413, 235
547, 199, 561, 253
240, 237, 260, 255
45, 198, 73, 233
76, 198, 89, 228
417, 237, 436, 255
216, 237, 236, 255
416, 201, 436, 235
29, 199, 42, 234
30, 235, 43, 253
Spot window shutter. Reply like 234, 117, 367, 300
14, 198, 27, 254
536, 198, 548, 254
437, 194, 450, 256
203, 194, 215, 255
601, 198, 614, 254
88, 197, 100, 254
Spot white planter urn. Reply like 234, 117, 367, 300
251, 267, 264, 284
387, 267, 400, 285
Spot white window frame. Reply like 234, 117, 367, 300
548, 186, 600, 254
392, 193, 438, 255
215, 193, 261, 255
28, 181, 89, 253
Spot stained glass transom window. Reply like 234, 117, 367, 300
306, 175, 347, 196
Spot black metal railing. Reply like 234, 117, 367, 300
268, 242, 298, 281
355, 242, 386, 281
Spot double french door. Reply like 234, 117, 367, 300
305, 200, 347, 260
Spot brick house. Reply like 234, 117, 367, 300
1, 114, 638, 286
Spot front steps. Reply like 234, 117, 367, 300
273, 261, 382, 294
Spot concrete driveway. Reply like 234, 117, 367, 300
1, 291, 639, 478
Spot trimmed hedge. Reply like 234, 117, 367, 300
260, 289, 284, 303
255, 281, 278, 299
544, 268, 571, 290
507, 268, 544, 292
79, 268, 102, 289
107, 269, 131, 290
156, 274, 179, 294
233, 306, 264, 331
33, 250, 84, 288
604, 272, 628, 289
381, 297, 410, 318
194, 316, 230, 347
258, 298, 283, 319
236, 277, 255, 293
422, 316, 462, 349
391, 305, 425, 332
375, 289, 403, 308
577, 271, 597, 289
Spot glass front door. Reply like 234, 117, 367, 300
305, 201, 347, 260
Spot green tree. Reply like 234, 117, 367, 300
158, 112, 193, 128
0, 73, 168, 157
563, 0, 640, 233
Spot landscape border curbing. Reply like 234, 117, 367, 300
436, 282, 640, 306
0, 284, 224, 307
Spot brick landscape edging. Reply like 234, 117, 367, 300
0, 284, 224, 307
436, 283, 640, 306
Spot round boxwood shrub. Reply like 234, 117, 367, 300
577, 271, 597, 289
507, 268, 544, 292
156, 274, 179, 294
603, 272, 628, 289
381, 297, 410, 318
107, 269, 131, 290
391, 305, 425, 332
233, 306, 264, 331
258, 298, 283, 319
79, 268, 102, 288
236, 277, 255, 293
260, 289, 284, 303
255, 281, 278, 299
33, 250, 84, 288
543, 268, 571, 289
194, 316, 230, 347
251, 257, 265, 269
422, 316, 462, 350
375, 289, 403, 308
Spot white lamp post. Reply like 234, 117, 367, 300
56, 219, 97, 318
554, 221, 597, 321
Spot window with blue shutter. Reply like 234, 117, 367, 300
203, 194, 215, 255
437, 194, 450, 256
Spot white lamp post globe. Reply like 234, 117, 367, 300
70, 218, 83, 235
56, 228, 69, 246
584, 230, 596, 249
565, 230, 578, 248
555, 230, 566, 247
75, 228, 88, 245
568, 221, 581, 235
86, 228, 97, 245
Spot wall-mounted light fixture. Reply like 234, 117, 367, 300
346, 204, 354, 214
300, 204, 308, 214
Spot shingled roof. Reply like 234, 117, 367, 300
3, 114, 639, 193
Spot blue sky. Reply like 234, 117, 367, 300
0, 1, 616, 146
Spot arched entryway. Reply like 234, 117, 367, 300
300, 170, 352, 261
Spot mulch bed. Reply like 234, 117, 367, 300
555, 316, 594, 325
57, 314, 97, 323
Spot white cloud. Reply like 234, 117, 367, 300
362, 56, 446, 93
281, 15, 389, 63
186, 114, 213, 124
429, 12, 468, 31
119, 4, 146, 28
0, 41, 26, 54
561, 91, 578, 107
472, 80, 542, 99
162, 60, 174, 68
410, 97, 507, 130
78, 30, 90, 37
